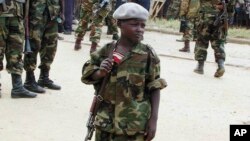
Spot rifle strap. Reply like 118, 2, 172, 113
92, 41, 116, 116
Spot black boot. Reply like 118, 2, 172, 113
194, 61, 204, 74
37, 69, 61, 90
214, 59, 225, 78
179, 40, 190, 52
24, 71, 45, 93
11, 73, 37, 98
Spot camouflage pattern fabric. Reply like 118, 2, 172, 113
95, 128, 145, 141
82, 42, 167, 136
0, 1, 24, 75
89, 0, 111, 43
182, 19, 194, 41
166, 0, 181, 19
75, 0, 96, 40
105, 0, 118, 35
194, 0, 236, 62
23, 0, 60, 71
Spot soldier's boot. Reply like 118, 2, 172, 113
179, 40, 190, 52
194, 61, 204, 74
24, 71, 45, 93
11, 73, 37, 98
90, 42, 97, 54
214, 59, 225, 78
37, 68, 61, 90
74, 38, 82, 51
112, 33, 119, 40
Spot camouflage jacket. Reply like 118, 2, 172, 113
30, 0, 61, 20
200, 0, 236, 16
82, 42, 167, 135
0, 0, 24, 17
180, 0, 200, 19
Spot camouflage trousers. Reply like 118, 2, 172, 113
24, 9, 58, 72
75, 0, 95, 40
95, 128, 145, 141
194, 16, 226, 62
75, 0, 111, 43
0, 17, 24, 75
90, 2, 111, 43
105, 0, 118, 35
183, 19, 194, 41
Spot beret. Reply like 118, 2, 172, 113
113, 2, 149, 20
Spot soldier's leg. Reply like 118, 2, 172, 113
6, 17, 36, 98
0, 18, 6, 71
211, 25, 226, 78
0, 18, 6, 98
89, 3, 111, 53
107, 0, 119, 40
179, 20, 194, 52
23, 8, 46, 93
37, 19, 61, 90
74, 1, 94, 50
194, 22, 210, 74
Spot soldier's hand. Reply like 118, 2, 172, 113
144, 117, 157, 141
99, 58, 113, 75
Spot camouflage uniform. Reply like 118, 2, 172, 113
89, 0, 111, 43
75, 0, 95, 40
166, 0, 181, 19
81, 42, 167, 140
0, 0, 25, 75
178, 0, 200, 52
23, 0, 61, 71
194, 0, 235, 62
75, 0, 111, 43
105, 0, 118, 37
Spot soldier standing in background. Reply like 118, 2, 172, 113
178, 0, 200, 52
81, 3, 167, 141
74, 0, 111, 53
194, 0, 236, 78
105, 0, 119, 40
0, 0, 36, 98
23, 0, 64, 93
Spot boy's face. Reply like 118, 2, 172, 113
119, 19, 146, 44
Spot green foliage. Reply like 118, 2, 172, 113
147, 19, 250, 39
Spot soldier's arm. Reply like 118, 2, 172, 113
145, 89, 160, 141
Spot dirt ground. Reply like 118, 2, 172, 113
0, 29, 250, 141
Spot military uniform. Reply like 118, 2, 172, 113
0, 0, 36, 98
194, 0, 236, 77
74, 0, 111, 52
178, 0, 200, 52
82, 43, 167, 141
23, 0, 62, 92
105, 0, 119, 40
82, 3, 167, 140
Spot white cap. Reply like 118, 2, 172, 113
113, 2, 149, 20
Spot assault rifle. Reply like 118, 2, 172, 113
84, 44, 114, 141
24, 0, 32, 54
213, 0, 228, 31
